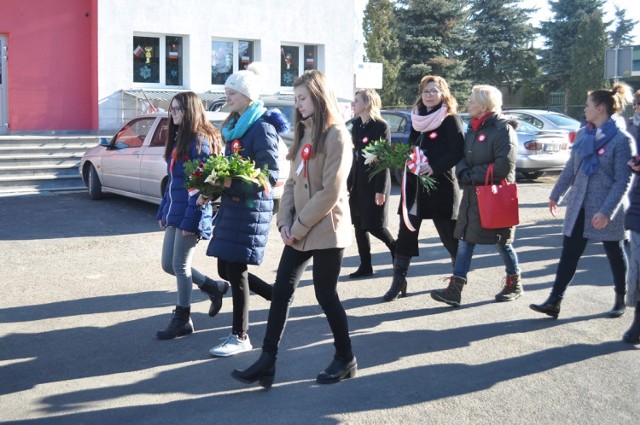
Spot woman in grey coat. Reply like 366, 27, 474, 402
531, 83, 635, 319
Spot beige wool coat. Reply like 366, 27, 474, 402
277, 116, 353, 251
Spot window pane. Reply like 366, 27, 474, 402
166, 37, 183, 86
280, 45, 299, 87
304, 45, 317, 71
133, 36, 160, 83
238, 41, 254, 71
212, 40, 233, 85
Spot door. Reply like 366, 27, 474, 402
0, 35, 8, 135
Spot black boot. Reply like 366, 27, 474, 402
608, 293, 626, 318
431, 276, 466, 307
623, 301, 640, 344
349, 264, 373, 278
383, 254, 410, 302
316, 356, 357, 384
389, 240, 397, 263
199, 278, 230, 317
530, 295, 562, 319
231, 351, 277, 389
156, 306, 193, 340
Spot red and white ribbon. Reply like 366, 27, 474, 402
231, 139, 242, 155
401, 147, 429, 232
296, 144, 312, 177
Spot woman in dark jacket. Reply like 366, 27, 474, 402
201, 63, 287, 358
383, 75, 464, 302
347, 88, 395, 278
431, 85, 521, 307
156, 91, 226, 340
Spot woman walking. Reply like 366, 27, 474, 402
202, 63, 288, 357
231, 70, 355, 388
431, 85, 522, 307
530, 83, 635, 319
156, 91, 227, 340
383, 75, 465, 301
348, 88, 396, 278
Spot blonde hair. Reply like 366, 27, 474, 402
414, 75, 458, 114
470, 85, 503, 114
354, 88, 383, 122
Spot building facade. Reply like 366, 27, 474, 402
0, 0, 357, 134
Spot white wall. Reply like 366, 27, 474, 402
97, 0, 357, 130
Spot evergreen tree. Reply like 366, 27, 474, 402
362, 0, 403, 107
568, 11, 608, 118
609, 6, 637, 47
538, 0, 605, 97
465, 0, 537, 94
395, 0, 470, 104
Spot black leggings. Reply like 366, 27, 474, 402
396, 214, 458, 261
551, 209, 628, 298
262, 246, 353, 361
352, 214, 395, 267
217, 259, 273, 334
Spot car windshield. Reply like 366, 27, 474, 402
540, 113, 579, 127
512, 119, 539, 133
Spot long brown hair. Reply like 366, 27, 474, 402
413, 75, 458, 115
289, 70, 343, 159
589, 82, 633, 116
354, 88, 383, 122
164, 91, 223, 161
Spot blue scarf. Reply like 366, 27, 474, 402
574, 118, 619, 176
221, 100, 267, 141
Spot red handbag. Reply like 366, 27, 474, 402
475, 163, 519, 229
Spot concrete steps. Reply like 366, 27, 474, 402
0, 135, 101, 195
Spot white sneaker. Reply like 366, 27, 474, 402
209, 333, 253, 357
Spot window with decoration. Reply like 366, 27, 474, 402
133, 35, 183, 86
280, 44, 318, 87
212, 39, 255, 85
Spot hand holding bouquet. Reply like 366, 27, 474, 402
183, 153, 270, 199
362, 139, 437, 192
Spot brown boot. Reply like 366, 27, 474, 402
495, 274, 523, 302
431, 276, 466, 307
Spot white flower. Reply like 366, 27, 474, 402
362, 151, 378, 165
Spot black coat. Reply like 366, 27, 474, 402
348, 117, 391, 229
399, 112, 465, 219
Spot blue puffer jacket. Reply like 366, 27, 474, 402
206, 111, 286, 265
156, 136, 213, 239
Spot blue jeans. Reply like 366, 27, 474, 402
453, 239, 520, 279
160, 226, 205, 307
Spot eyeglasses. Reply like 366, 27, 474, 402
169, 105, 182, 114
421, 88, 442, 96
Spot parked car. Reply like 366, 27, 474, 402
79, 111, 289, 212
504, 109, 580, 143
381, 110, 412, 183
459, 113, 571, 180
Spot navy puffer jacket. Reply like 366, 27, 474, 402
206, 110, 287, 265
156, 136, 213, 239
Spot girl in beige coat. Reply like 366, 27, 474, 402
232, 70, 356, 389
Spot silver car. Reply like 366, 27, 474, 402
79, 111, 289, 211
505, 109, 581, 143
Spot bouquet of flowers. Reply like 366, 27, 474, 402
361, 139, 437, 192
183, 153, 270, 198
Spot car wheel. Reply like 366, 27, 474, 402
88, 165, 104, 200
520, 171, 544, 180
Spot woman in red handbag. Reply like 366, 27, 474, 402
431, 85, 521, 307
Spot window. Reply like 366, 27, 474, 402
212, 39, 255, 85
113, 118, 156, 148
133, 35, 183, 86
280, 44, 319, 87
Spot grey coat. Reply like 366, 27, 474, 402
550, 127, 635, 241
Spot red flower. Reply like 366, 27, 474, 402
231, 139, 242, 154
597, 147, 606, 156
429, 132, 438, 139
478, 134, 487, 142
362, 137, 369, 144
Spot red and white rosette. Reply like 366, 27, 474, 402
296, 144, 312, 177
231, 139, 242, 155
401, 146, 429, 232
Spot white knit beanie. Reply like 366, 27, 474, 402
224, 62, 267, 102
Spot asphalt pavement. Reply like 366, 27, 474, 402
0, 179, 638, 424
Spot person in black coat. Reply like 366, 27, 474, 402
347, 89, 396, 278
383, 75, 465, 302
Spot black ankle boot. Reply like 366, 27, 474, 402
231, 351, 277, 389
383, 254, 410, 302
199, 278, 230, 317
349, 265, 373, 279
623, 302, 640, 344
156, 306, 193, 340
608, 293, 626, 318
529, 295, 562, 319
316, 356, 357, 384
